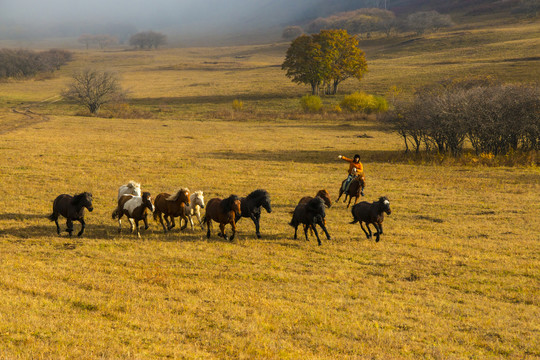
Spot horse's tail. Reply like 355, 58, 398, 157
350, 206, 359, 224
47, 212, 57, 222
153, 210, 159, 222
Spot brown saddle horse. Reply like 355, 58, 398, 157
336, 176, 365, 208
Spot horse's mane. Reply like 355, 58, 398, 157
246, 189, 269, 202
307, 196, 325, 216
142, 192, 151, 199
167, 188, 190, 201
71, 192, 91, 205
220, 194, 239, 213
127, 180, 140, 189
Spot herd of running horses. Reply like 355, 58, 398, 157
47, 179, 391, 245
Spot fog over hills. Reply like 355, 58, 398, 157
0, 0, 514, 44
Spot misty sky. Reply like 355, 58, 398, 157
0, 0, 315, 38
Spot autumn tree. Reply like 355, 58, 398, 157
62, 69, 126, 114
282, 30, 367, 95
316, 29, 368, 95
282, 35, 324, 95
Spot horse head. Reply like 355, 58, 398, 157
316, 189, 332, 208
73, 192, 94, 212
142, 192, 155, 212
168, 188, 190, 205
221, 195, 241, 217
192, 191, 205, 209
379, 196, 391, 215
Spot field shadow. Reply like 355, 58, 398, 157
133, 92, 294, 106
209, 149, 404, 164
0, 213, 45, 220
0, 223, 121, 240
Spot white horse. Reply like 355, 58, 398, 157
118, 180, 141, 200
185, 190, 205, 230
112, 180, 142, 223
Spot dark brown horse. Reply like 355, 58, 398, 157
350, 196, 391, 242
204, 195, 241, 241
290, 197, 331, 246
153, 188, 191, 233
235, 189, 272, 239
113, 192, 155, 238
336, 176, 365, 208
298, 189, 332, 237
48, 192, 93, 237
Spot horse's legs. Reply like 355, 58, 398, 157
66, 219, 74, 237
143, 214, 149, 230
135, 219, 141, 238
157, 213, 167, 233
251, 214, 261, 239
359, 222, 371, 239
77, 218, 86, 237
318, 220, 331, 240
117, 213, 123, 233
188, 214, 194, 230
347, 196, 353, 208
230, 221, 237, 242
219, 223, 227, 241
168, 216, 176, 230
303, 224, 310, 241
206, 219, 212, 239
54, 217, 61, 235
365, 223, 373, 239
196, 212, 204, 230
293, 225, 299, 240
336, 188, 343, 202
373, 223, 381, 242
311, 224, 322, 246
352, 196, 359, 207
179, 214, 188, 230
128, 218, 135, 232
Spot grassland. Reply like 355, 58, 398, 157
0, 20, 539, 359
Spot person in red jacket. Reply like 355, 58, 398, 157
338, 154, 365, 196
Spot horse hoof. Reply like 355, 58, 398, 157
257, 234, 262, 239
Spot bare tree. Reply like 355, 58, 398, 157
129, 31, 167, 49
62, 69, 126, 114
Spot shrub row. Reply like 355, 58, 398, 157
0, 48, 72, 79
382, 79, 540, 156
300, 92, 388, 114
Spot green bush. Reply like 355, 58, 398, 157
300, 95, 323, 113
340, 92, 388, 113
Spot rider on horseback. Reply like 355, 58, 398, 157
338, 154, 365, 196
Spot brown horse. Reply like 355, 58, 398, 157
203, 195, 241, 241
153, 188, 190, 233
298, 189, 332, 208
336, 176, 365, 208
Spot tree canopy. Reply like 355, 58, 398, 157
282, 29, 367, 95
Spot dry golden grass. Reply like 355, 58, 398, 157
0, 21, 539, 359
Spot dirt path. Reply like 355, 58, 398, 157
0, 96, 60, 135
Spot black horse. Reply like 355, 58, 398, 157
350, 196, 391, 242
289, 197, 331, 246
48, 192, 94, 237
235, 189, 272, 239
